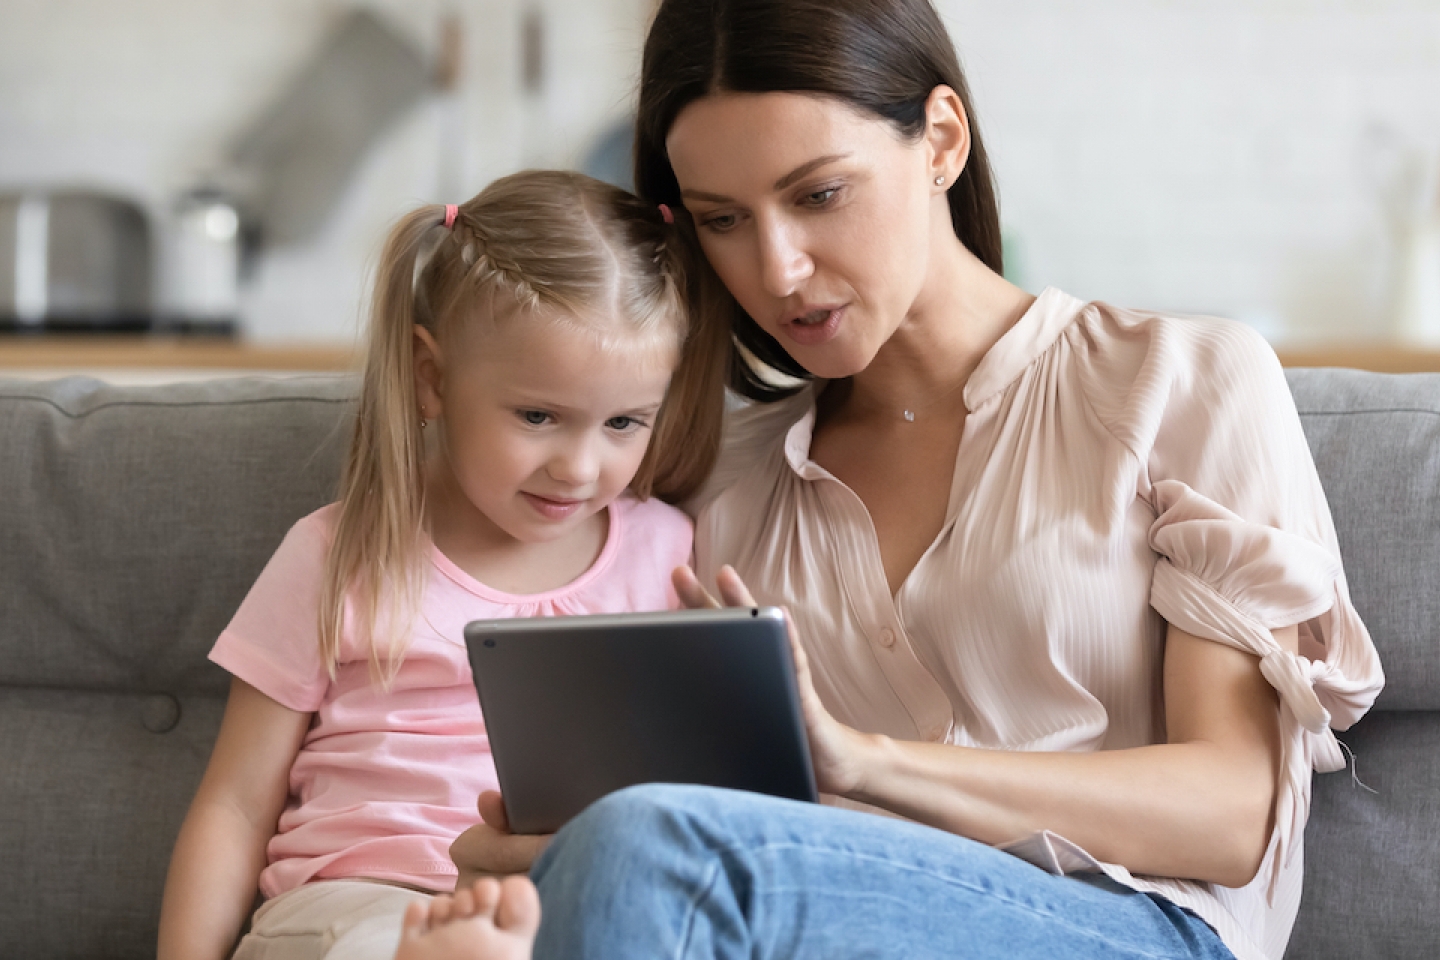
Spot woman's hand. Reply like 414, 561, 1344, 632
672, 565, 875, 797
448, 791, 552, 889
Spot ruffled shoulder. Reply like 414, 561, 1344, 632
1148, 478, 1384, 899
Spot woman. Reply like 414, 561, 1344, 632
437, 1, 1384, 958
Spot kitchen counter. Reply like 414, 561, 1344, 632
1, 337, 1439, 380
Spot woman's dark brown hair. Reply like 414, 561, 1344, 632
636, 0, 1003, 401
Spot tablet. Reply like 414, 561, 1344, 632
463, 607, 818, 834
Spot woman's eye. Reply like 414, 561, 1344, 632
803, 187, 839, 207
606, 416, 643, 432
700, 213, 738, 233
519, 410, 550, 426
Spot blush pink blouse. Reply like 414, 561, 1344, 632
692, 287, 1384, 960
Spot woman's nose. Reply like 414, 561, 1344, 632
757, 217, 813, 298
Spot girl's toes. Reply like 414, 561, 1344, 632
493, 876, 542, 937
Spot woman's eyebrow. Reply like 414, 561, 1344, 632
774, 153, 849, 190
680, 153, 852, 203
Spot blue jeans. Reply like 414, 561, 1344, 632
529, 784, 1234, 960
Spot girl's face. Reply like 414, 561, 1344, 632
666, 91, 957, 380
417, 311, 676, 549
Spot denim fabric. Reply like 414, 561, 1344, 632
531, 784, 1234, 960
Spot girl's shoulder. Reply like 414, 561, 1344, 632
613, 494, 693, 548
256, 502, 342, 574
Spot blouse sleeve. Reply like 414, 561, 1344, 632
1127, 316, 1384, 898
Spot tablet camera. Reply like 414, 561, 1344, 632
483, 638, 496, 648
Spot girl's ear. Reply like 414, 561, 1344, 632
924, 84, 971, 189
413, 324, 445, 422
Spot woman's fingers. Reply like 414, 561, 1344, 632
672, 566, 722, 609
673, 564, 762, 611
714, 565, 759, 607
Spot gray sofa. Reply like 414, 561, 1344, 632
1, 369, 1436, 959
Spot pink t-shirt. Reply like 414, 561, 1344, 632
210, 495, 693, 897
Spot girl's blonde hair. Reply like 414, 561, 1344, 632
319, 170, 728, 676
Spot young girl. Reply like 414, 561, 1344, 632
156, 170, 727, 960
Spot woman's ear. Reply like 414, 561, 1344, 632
413, 324, 445, 423
923, 84, 971, 189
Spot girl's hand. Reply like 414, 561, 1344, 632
449, 791, 552, 888
671, 565, 875, 798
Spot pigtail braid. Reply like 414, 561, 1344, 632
318, 205, 446, 679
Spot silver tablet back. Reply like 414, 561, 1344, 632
464, 608, 818, 834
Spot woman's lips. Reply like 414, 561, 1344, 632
781, 306, 844, 347
521, 493, 585, 521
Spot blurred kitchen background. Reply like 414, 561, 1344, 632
3, 0, 1440, 375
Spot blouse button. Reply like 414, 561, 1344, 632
879, 628, 896, 648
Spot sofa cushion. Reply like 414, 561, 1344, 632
0, 375, 354, 698
1286, 369, 1440, 712
1286, 710, 1440, 959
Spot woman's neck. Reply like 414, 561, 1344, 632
836, 242, 1034, 424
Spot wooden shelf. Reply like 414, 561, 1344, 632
0, 337, 357, 372
1273, 345, 1440, 374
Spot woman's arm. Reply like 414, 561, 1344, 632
157, 677, 311, 960
678, 566, 1290, 889
846, 624, 1287, 887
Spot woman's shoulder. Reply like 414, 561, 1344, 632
1069, 299, 1280, 386
1064, 299, 1286, 456
683, 387, 815, 516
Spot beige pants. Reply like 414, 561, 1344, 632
232, 881, 434, 960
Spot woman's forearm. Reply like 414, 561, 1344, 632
843, 627, 1286, 888
847, 735, 1275, 887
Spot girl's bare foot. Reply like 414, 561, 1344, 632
395, 876, 540, 960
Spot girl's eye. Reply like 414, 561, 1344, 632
606, 416, 644, 432
518, 410, 550, 426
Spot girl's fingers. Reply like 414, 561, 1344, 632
476, 790, 511, 833
449, 822, 554, 877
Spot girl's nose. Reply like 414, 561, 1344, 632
757, 217, 813, 299
547, 436, 601, 488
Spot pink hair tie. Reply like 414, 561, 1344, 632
658, 203, 674, 224
443, 204, 458, 229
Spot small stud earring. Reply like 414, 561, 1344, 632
934, 175, 946, 186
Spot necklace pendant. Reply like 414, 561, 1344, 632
903, 409, 915, 422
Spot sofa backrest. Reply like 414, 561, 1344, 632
1283, 368, 1440, 959
0, 369, 1436, 959
0, 375, 354, 959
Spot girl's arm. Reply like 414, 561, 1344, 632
679, 566, 1288, 889
157, 677, 311, 960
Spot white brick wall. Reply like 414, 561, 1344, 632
2, 0, 1438, 343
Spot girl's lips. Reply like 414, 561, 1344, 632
521, 493, 585, 521
781, 306, 844, 347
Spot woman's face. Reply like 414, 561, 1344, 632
667, 91, 949, 380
